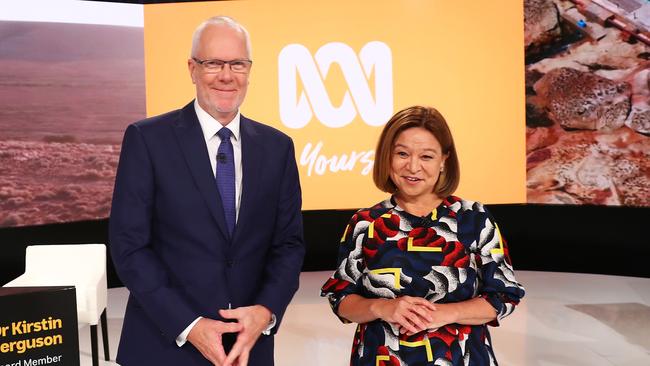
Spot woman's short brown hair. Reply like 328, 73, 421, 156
373, 105, 460, 197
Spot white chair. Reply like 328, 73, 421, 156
4, 244, 109, 366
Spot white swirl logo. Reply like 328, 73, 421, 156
278, 41, 393, 128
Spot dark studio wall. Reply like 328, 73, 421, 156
0, 203, 648, 289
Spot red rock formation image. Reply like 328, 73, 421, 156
525, 0, 650, 206
0, 21, 145, 227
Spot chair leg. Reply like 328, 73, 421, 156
90, 324, 99, 366
101, 309, 110, 360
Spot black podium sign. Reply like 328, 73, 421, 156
0, 286, 79, 366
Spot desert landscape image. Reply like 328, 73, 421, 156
0, 21, 145, 227
525, 0, 650, 206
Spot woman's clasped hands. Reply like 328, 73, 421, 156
372, 296, 458, 335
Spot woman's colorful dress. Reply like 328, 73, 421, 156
321, 196, 525, 365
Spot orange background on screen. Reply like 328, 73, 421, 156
144, 1, 525, 209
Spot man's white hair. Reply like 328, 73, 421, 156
190, 15, 252, 58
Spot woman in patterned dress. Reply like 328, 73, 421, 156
321, 106, 525, 365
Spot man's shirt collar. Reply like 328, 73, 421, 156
194, 99, 241, 142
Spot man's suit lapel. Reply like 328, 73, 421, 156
232, 116, 263, 243
173, 102, 230, 239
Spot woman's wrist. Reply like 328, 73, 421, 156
369, 298, 388, 320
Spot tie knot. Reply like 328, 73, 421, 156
217, 128, 232, 141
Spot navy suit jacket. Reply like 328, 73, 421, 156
109, 101, 305, 365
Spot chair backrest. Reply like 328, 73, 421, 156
4, 244, 108, 324
24, 244, 106, 285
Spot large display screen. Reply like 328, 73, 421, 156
1, 0, 646, 228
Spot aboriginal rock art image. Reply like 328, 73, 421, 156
525, 0, 650, 206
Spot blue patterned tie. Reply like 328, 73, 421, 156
216, 128, 235, 237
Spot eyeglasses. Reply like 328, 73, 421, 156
192, 57, 253, 73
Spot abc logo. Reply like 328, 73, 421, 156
278, 41, 393, 128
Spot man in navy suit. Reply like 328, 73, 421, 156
109, 16, 305, 366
